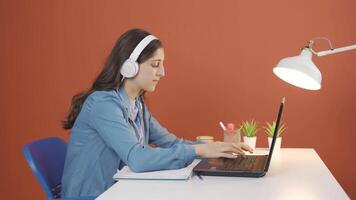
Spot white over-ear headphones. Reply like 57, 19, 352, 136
120, 35, 158, 79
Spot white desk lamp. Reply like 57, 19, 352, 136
273, 37, 356, 90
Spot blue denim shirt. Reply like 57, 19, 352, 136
62, 86, 196, 197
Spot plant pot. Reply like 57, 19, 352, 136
268, 137, 282, 152
243, 136, 256, 149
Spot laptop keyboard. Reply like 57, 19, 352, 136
222, 156, 257, 170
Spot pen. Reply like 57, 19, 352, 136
219, 121, 227, 131
195, 173, 203, 180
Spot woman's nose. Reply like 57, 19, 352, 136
157, 64, 165, 77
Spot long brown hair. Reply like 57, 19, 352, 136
62, 29, 162, 129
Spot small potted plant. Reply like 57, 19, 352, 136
263, 121, 286, 151
239, 120, 259, 149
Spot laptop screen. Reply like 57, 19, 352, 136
264, 97, 285, 172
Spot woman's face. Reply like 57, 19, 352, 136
134, 48, 165, 92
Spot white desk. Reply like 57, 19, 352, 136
96, 148, 350, 200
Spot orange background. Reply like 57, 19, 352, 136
1, 0, 355, 199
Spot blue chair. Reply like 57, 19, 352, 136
23, 137, 95, 200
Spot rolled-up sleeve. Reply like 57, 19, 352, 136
90, 98, 196, 172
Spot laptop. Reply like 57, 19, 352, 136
193, 97, 285, 178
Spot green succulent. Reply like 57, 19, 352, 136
239, 120, 259, 137
263, 121, 286, 137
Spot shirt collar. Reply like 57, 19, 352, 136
117, 85, 142, 110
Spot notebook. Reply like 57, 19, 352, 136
113, 159, 201, 180
193, 97, 285, 178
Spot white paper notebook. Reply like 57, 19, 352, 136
113, 159, 201, 180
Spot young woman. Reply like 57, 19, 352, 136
61, 29, 252, 197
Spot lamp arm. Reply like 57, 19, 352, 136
315, 44, 356, 57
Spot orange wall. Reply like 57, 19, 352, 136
1, 0, 355, 199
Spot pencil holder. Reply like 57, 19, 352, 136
223, 123, 241, 143
223, 129, 241, 143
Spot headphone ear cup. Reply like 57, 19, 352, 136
120, 59, 139, 78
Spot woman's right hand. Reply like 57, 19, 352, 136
193, 142, 253, 159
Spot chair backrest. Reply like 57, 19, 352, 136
23, 137, 67, 199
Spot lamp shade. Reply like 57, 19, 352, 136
273, 49, 322, 90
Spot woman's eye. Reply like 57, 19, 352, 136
151, 63, 160, 68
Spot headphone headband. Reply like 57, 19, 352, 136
129, 35, 158, 61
